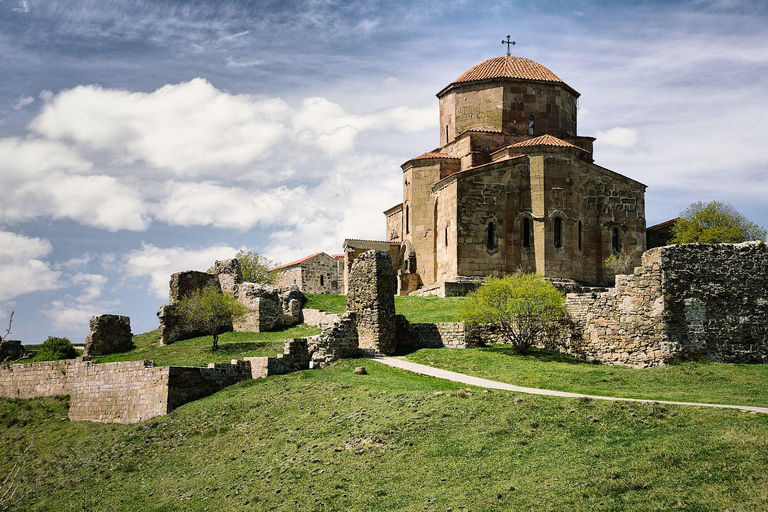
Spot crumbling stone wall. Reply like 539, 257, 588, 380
396, 316, 481, 349
83, 314, 134, 356
0, 358, 256, 423
302, 308, 341, 329
346, 250, 397, 355
157, 259, 304, 344
565, 242, 768, 367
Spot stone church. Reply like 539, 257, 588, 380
344, 53, 647, 295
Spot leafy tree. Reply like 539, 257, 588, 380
460, 273, 568, 354
176, 286, 248, 350
235, 250, 278, 285
37, 337, 77, 361
671, 200, 767, 244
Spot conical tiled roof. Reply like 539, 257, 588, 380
507, 134, 584, 151
453, 55, 564, 84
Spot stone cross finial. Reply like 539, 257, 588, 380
501, 35, 516, 56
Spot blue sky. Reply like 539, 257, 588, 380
1, 0, 767, 343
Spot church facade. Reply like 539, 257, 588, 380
344, 54, 647, 295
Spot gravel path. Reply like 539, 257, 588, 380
369, 356, 768, 415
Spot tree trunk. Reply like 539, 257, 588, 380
212, 333, 219, 351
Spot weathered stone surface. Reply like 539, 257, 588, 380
302, 308, 341, 329
347, 250, 397, 355
158, 260, 304, 344
274, 252, 342, 294
0, 358, 257, 423
565, 242, 768, 367
83, 314, 134, 356
308, 311, 359, 367
232, 283, 305, 332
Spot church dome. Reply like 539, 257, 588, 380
454, 55, 563, 84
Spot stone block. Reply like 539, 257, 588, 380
84, 315, 134, 356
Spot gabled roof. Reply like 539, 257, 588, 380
507, 134, 586, 151
408, 151, 460, 162
271, 252, 332, 271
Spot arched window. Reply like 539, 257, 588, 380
486, 222, 496, 250
612, 227, 621, 253
554, 217, 563, 249
405, 205, 410, 235
522, 218, 531, 248
578, 220, 583, 252
528, 115, 535, 135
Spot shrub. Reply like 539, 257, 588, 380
605, 251, 634, 275
37, 337, 77, 361
460, 273, 568, 354
176, 286, 248, 350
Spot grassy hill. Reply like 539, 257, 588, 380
2, 358, 767, 510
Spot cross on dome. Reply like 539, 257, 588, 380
501, 35, 516, 56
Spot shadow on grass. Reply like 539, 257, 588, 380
215, 342, 280, 353
476, 345, 598, 365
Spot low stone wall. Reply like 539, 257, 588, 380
302, 308, 341, 329
396, 316, 486, 349
0, 358, 256, 423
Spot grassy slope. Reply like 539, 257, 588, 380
1, 359, 767, 511
404, 345, 768, 407
305, 293, 466, 323
93, 325, 321, 367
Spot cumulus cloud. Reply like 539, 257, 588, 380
43, 298, 120, 332
0, 138, 149, 230
123, 243, 240, 298
595, 127, 641, 149
154, 181, 304, 230
0, 231, 62, 301
30, 79, 292, 175
71, 273, 108, 302
12, 0, 29, 13
11, 95, 34, 110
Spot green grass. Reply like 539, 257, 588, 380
404, 345, 768, 407
93, 325, 321, 367
2, 359, 767, 510
305, 293, 467, 323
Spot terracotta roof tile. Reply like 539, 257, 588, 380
454, 56, 564, 84
271, 252, 330, 271
408, 151, 460, 162
507, 134, 585, 151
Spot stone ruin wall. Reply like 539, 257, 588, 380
0, 358, 256, 423
346, 250, 397, 355
83, 314, 134, 356
565, 242, 768, 367
157, 259, 304, 345
564, 249, 668, 367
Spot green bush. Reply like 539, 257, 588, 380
37, 337, 77, 361
460, 272, 567, 354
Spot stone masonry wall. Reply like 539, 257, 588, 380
0, 358, 256, 423
565, 242, 768, 367
565, 249, 667, 367
83, 314, 134, 356
660, 242, 768, 362
396, 316, 480, 349
302, 308, 342, 329
346, 250, 397, 355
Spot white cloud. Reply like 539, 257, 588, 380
595, 127, 641, 149
71, 273, 108, 303
123, 243, 239, 299
0, 231, 62, 301
30, 79, 292, 176
225, 56, 264, 68
12, 0, 29, 13
55, 254, 94, 270
12, 95, 34, 110
43, 299, 121, 333
0, 138, 149, 230
155, 180, 304, 230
